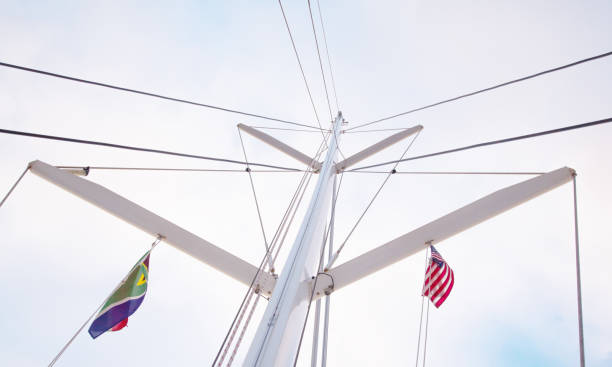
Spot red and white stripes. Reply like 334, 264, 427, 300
422, 246, 454, 308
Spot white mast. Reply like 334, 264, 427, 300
27, 113, 577, 366
243, 112, 343, 366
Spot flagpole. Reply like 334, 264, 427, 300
47, 236, 162, 366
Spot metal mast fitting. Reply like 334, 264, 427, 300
238, 123, 322, 171
244, 112, 343, 366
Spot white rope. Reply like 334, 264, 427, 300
271, 136, 331, 266
226, 293, 262, 366
216, 288, 256, 366
271, 167, 317, 265
48, 236, 162, 366
213, 134, 330, 365
292, 171, 345, 366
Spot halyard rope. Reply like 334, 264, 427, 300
0, 165, 30, 209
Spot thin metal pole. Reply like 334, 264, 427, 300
321, 174, 337, 367
0, 165, 29, 208
572, 175, 586, 367
415, 246, 430, 367
311, 300, 322, 367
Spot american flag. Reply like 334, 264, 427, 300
422, 245, 454, 308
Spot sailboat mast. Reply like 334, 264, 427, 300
244, 112, 343, 366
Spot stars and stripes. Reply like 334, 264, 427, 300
422, 245, 454, 308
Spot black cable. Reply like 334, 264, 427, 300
347, 50, 612, 131
316, 0, 340, 111
277, 0, 328, 147
0, 61, 320, 130
0, 128, 302, 171
349, 117, 612, 171
307, 0, 333, 120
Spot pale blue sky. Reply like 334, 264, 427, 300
1, 1, 611, 366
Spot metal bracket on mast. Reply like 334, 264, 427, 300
309, 166, 575, 299
238, 123, 323, 171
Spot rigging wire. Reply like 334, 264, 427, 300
250, 136, 335, 365
292, 170, 345, 367
237, 128, 273, 270
293, 222, 332, 367
212, 136, 329, 366
316, 0, 340, 111
0, 61, 320, 130
0, 165, 29, 209
56, 166, 302, 173
347, 50, 612, 131
216, 288, 256, 366
0, 128, 302, 172
211, 236, 278, 367
227, 292, 262, 366
349, 116, 612, 171
347, 170, 544, 175
271, 168, 315, 265
344, 127, 414, 133
270, 135, 331, 268
277, 0, 329, 147
214, 132, 327, 365
307, 0, 334, 120
270, 158, 320, 266
326, 130, 422, 270
250, 126, 330, 133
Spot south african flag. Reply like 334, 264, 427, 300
88, 251, 151, 339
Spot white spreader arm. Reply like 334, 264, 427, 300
237, 124, 322, 171
29, 160, 276, 294
311, 167, 574, 297
335, 125, 423, 171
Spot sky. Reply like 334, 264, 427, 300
0, 0, 611, 366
